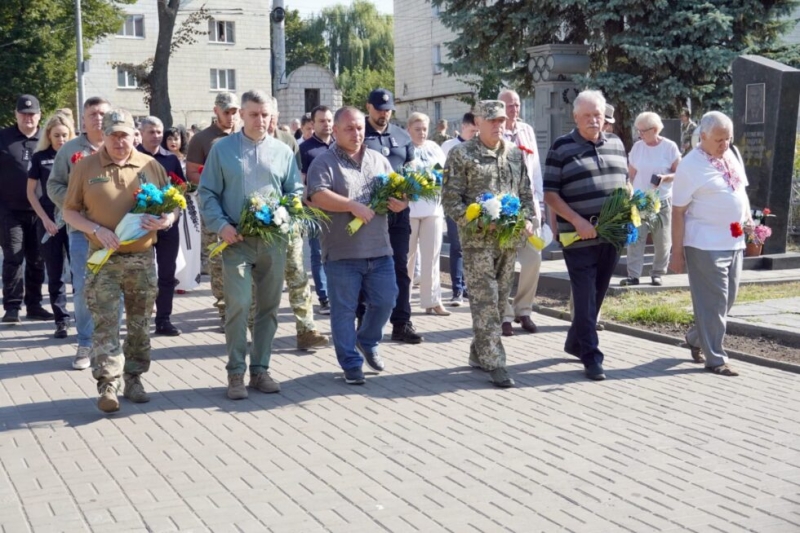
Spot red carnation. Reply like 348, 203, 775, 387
730, 222, 744, 238
169, 171, 185, 185
71, 151, 84, 164
197, 165, 204, 175
763, 208, 771, 216
518, 145, 535, 155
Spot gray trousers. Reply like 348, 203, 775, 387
626, 199, 672, 278
684, 247, 743, 368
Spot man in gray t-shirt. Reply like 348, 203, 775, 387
306, 107, 407, 385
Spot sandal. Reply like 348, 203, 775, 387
684, 335, 704, 364
706, 364, 739, 376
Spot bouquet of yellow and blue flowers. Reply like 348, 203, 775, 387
347, 169, 440, 235
208, 192, 329, 257
558, 188, 661, 250
87, 182, 187, 274
463, 192, 544, 250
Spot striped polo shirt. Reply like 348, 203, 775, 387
543, 129, 628, 247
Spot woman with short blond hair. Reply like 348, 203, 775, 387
406, 112, 450, 316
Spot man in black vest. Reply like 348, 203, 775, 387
363, 88, 422, 344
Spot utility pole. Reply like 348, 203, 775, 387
74, 0, 85, 131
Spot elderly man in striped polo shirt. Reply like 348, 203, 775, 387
543, 90, 629, 381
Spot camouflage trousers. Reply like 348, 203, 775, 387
462, 245, 517, 371
85, 251, 157, 392
202, 227, 225, 317
285, 232, 315, 335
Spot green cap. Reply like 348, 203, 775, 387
476, 100, 507, 120
102, 109, 136, 136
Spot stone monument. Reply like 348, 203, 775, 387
732, 55, 800, 254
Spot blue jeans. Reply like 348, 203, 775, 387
308, 235, 327, 303
445, 216, 465, 296
563, 243, 619, 367
326, 256, 398, 371
69, 231, 93, 347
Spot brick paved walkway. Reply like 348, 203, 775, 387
1, 282, 799, 532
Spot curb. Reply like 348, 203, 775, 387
532, 304, 800, 375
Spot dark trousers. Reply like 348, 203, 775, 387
1, 209, 45, 311
445, 216, 465, 296
36, 219, 70, 322
154, 223, 180, 324
563, 243, 619, 367
355, 208, 412, 327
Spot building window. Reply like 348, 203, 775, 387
208, 19, 235, 44
304, 89, 320, 112
210, 69, 236, 91
432, 45, 443, 75
117, 67, 139, 89
432, 4, 440, 16
434, 102, 442, 123
117, 15, 145, 38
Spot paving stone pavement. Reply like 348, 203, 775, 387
1, 280, 800, 533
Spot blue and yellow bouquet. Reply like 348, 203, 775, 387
463, 192, 543, 249
347, 170, 440, 235
558, 188, 661, 249
87, 182, 187, 273
208, 192, 328, 257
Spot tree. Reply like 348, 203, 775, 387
337, 66, 394, 107
285, 9, 328, 74
113, 2, 209, 128
0, 0, 134, 124
433, 0, 800, 147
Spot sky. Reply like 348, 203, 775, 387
285, 0, 393, 18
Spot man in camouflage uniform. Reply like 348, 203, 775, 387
269, 97, 329, 350
61, 109, 175, 413
442, 100, 538, 388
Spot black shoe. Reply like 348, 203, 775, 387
357, 343, 385, 372
343, 367, 366, 385
619, 277, 639, 287
318, 300, 331, 315
2, 309, 21, 324
26, 307, 54, 321
585, 363, 606, 381
391, 322, 423, 344
54, 321, 68, 339
155, 321, 181, 336
490, 368, 515, 388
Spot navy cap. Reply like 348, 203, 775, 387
368, 88, 395, 111
16, 94, 41, 114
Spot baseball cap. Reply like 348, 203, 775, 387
102, 108, 136, 136
215, 92, 239, 111
16, 95, 41, 114
367, 88, 395, 111
604, 104, 616, 124
475, 100, 507, 120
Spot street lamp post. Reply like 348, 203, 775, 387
75, 0, 85, 131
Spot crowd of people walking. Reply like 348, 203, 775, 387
0, 85, 753, 413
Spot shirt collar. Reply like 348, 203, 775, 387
312, 133, 332, 146
570, 129, 607, 147
137, 144, 170, 158
99, 146, 150, 168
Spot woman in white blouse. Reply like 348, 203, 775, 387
406, 112, 450, 316
623, 112, 681, 287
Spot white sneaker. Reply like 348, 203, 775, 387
72, 346, 91, 370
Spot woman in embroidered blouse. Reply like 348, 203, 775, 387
670, 111, 752, 377
622, 112, 681, 287
406, 112, 450, 316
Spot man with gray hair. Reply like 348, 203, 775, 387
200, 90, 304, 400
544, 89, 629, 381
137, 115, 186, 336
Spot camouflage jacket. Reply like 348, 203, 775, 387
442, 137, 537, 248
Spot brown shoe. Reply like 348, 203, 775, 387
685, 335, 705, 364
514, 316, 538, 333
706, 364, 739, 377
297, 330, 329, 351
97, 383, 120, 413
249, 371, 281, 393
501, 322, 514, 336
123, 374, 151, 403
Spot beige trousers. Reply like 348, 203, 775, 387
407, 215, 444, 309
503, 240, 542, 321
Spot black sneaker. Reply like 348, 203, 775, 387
356, 343, 385, 372
26, 307, 54, 321
343, 367, 365, 385
155, 321, 181, 336
2, 309, 21, 324
391, 322, 423, 344
585, 363, 606, 381
54, 321, 68, 339
619, 277, 639, 287
318, 300, 331, 315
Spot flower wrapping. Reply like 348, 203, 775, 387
463, 192, 541, 249
208, 193, 329, 257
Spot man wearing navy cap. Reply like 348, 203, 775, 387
363, 88, 422, 344
0, 94, 51, 324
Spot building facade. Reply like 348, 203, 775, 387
275, 64, 343, 123
83, 0, 272, 128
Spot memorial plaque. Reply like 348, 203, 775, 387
732, 55, 800, 254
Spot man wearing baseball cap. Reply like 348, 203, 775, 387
363, 88, 422, 344
0, 94, 50, 324
443, 100, 538, 388
186, 91, 239, 331
62, 108, 175, 413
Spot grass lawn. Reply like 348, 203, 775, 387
601, 282, 800, 327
